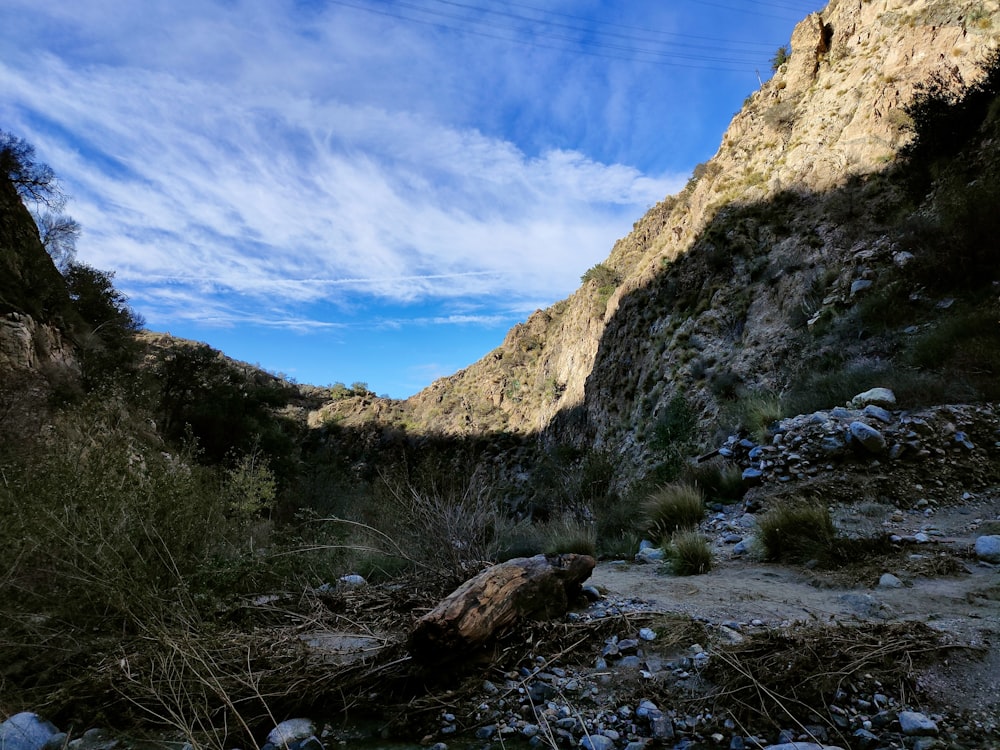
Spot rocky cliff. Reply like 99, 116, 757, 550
0, 175, 77, 378
313, 0, 1000, 479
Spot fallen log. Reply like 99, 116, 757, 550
408, 553, 595, 661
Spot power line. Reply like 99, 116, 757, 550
423, 0, 783, 52
326, 0, 794, 71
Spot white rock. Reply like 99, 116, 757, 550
267, 719, 317, 747
850, 387, 897, 409
0, 714, 59, 750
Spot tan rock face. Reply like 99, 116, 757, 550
317, 0, 1000, 446
0, 312, 76, 373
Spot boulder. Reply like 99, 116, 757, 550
848, 421, 887, 454
898, 710, 938, 736
974, 535, 1000, 563
0, 714, 59, 750
850, 388, 896, 409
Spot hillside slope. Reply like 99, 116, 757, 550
312, 0, 1000, 466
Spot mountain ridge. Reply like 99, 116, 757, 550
313, 0, 1000, 467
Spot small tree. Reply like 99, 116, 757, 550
34, 211, 80, 271
64, 262, 145, 387
770, 45, 790, 72
0, 130, 65, 209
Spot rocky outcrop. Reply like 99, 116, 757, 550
313, 0, 1000, 476
0, 174, 79, 394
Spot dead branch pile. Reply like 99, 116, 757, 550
702, 622, 948, 735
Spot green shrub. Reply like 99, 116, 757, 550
755, 500, 836, 564
684, 461, 746, 503
734, 389, 783, 440
668, 531, 713, 576
770, 45, 790, 71
542, 516, 597, 557
641, 482, 705, 540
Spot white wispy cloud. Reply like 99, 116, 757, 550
2, 0, 690, 332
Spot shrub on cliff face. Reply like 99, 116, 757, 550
901, 48, 1000, 185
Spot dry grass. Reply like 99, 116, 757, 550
702, 622, 949, 741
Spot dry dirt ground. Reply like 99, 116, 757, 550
588, 495, 1000, 720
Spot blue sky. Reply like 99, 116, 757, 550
2, 0, 820, 397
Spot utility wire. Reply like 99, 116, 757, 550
424, 0, 783, 52
326, 0, 794, 71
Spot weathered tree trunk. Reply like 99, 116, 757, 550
408, 553, 596, 661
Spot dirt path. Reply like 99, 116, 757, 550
587, 498, 1000, 717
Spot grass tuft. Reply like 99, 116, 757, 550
755, 500, 837, 564
668, 530, 713, 575
641, 482, 705, 540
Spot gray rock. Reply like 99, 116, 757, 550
66, 729, 117, 750
850, 279, 873, 296
850, 388, 897, 409
762, 744, 843, 750
475, 726, 497, 740
849, 421, 887, 454
580, 735, 616, 750
0, 714, 59, 750
742, 467, 763, 484
635, 700, 659, 718
898, 710, 938, 736
878, 573, 903, 589
267, 719, 316, 748
862, 404, 893, 424
638, 628, 656, 641
852, 728, 879, 750
635, 546, 665, 564
975, 535, 1000, 563
839, 592, 889, 619
733, 539, 751, 556
953, 431, 975, 450
649, 714, 673, 740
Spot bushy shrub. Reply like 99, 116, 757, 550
641, 482, 705, 540
755, 500, 836, 563
901, 48, 1000, 190
668, 531, 713, 576
684, 461, 746, 503
734, 389, 783, 440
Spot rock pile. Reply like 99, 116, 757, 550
713, 392, 1000, 502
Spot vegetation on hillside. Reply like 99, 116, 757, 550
2, 42, 1000, 747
